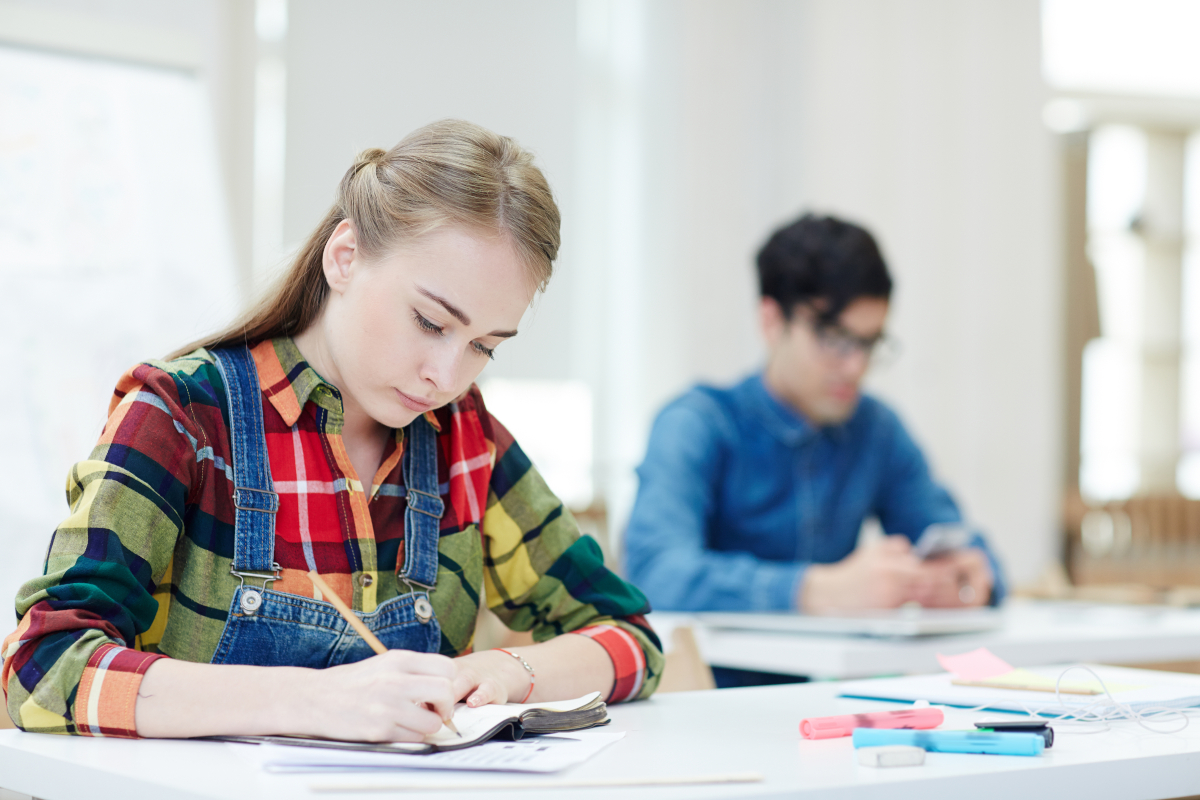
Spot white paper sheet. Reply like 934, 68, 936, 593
238, 730, 625, 775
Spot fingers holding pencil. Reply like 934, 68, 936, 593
312, 655, 457, 741
307, 570, 460, 736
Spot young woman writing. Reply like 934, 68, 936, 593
2, 120, 661, 742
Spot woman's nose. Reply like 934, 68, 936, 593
420, 342, 462, 392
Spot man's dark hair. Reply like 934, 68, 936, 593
755, 214, 893, 325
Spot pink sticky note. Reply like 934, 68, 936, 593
936, 647, 1014, 681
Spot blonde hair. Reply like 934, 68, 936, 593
170, 119, 560, 359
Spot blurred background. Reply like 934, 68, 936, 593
2, 0, 1199, 613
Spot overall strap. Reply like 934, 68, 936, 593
211, 346, 280, 577
399, 413, 444, 589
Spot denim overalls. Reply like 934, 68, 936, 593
207, 345, 443, 667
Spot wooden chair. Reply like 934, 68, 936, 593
657, 625, 716, 693
1065, 494, 1200, 590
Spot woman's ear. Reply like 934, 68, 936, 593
322, 219, 359, 294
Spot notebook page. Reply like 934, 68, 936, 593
424, 692, 603, 747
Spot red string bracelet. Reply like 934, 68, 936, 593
495, 647, 536, 703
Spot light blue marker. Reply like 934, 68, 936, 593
852, 728, 1045, 756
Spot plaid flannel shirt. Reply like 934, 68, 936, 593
3, 338, 661, 736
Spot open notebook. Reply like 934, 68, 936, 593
214, 692, 608, 754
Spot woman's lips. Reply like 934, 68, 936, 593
395, 389, 435, 413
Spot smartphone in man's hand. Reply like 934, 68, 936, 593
912, 523, 972, 560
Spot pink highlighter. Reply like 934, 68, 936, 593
800, 708, 944, 740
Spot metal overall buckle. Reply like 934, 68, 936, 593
231, 562, 281, 616
405, 487, 443, 518
232, 486, 279, 513
401, 577, 435, 624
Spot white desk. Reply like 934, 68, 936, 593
652, 600, 1200, 679
5, 670, 1200, 800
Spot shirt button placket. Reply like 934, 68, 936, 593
798, 444, 816, 563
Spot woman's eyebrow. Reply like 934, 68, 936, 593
418, 287, 470, 325
417, 286, 519, 338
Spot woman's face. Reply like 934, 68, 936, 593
314, 221, 536, 430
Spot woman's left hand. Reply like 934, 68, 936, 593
451, 650, 525, 708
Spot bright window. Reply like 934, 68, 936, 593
0, 45, 239, 602
1044, 0, 1200, 501
1078, 126, 1146, 500
1180, 133, 1200, 497
1043, 0, 1200, 97
478, 379, 594, 510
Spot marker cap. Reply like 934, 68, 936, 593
976, 726, 1054, 748
857, 745, 926, 768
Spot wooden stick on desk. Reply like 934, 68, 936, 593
306, 570, 460, 736
310, 773, 766, 793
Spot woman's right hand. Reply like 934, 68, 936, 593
298, 650, 457, 742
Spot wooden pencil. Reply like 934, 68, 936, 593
307, 570, 460, 736
950, 678, 1100, 695
308, 570, 388, 655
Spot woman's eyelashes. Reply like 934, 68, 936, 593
414, 310, 496, 360
413, 310, 444, 336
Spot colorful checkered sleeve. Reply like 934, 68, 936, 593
73, 644, 163, 737
478, 413, 663, 702
2, 603, 166, 736
576, 619, 653, 703
2, 361, 202, 735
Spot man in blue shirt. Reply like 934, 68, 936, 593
623, 214, 1006, 687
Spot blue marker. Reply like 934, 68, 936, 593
852, 728, 1045, 756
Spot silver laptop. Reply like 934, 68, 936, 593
694, 607, 1004, 638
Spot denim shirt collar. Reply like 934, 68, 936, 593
748, 373, 850, 448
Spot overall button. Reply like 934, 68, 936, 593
359, 574, 373, 588
414, 596, 433, 623
240, 588, 263, 615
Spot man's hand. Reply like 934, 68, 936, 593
800, 535, 926, 613
914, 548, 993, 608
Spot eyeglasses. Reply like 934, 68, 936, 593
799, 314, 899, 365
